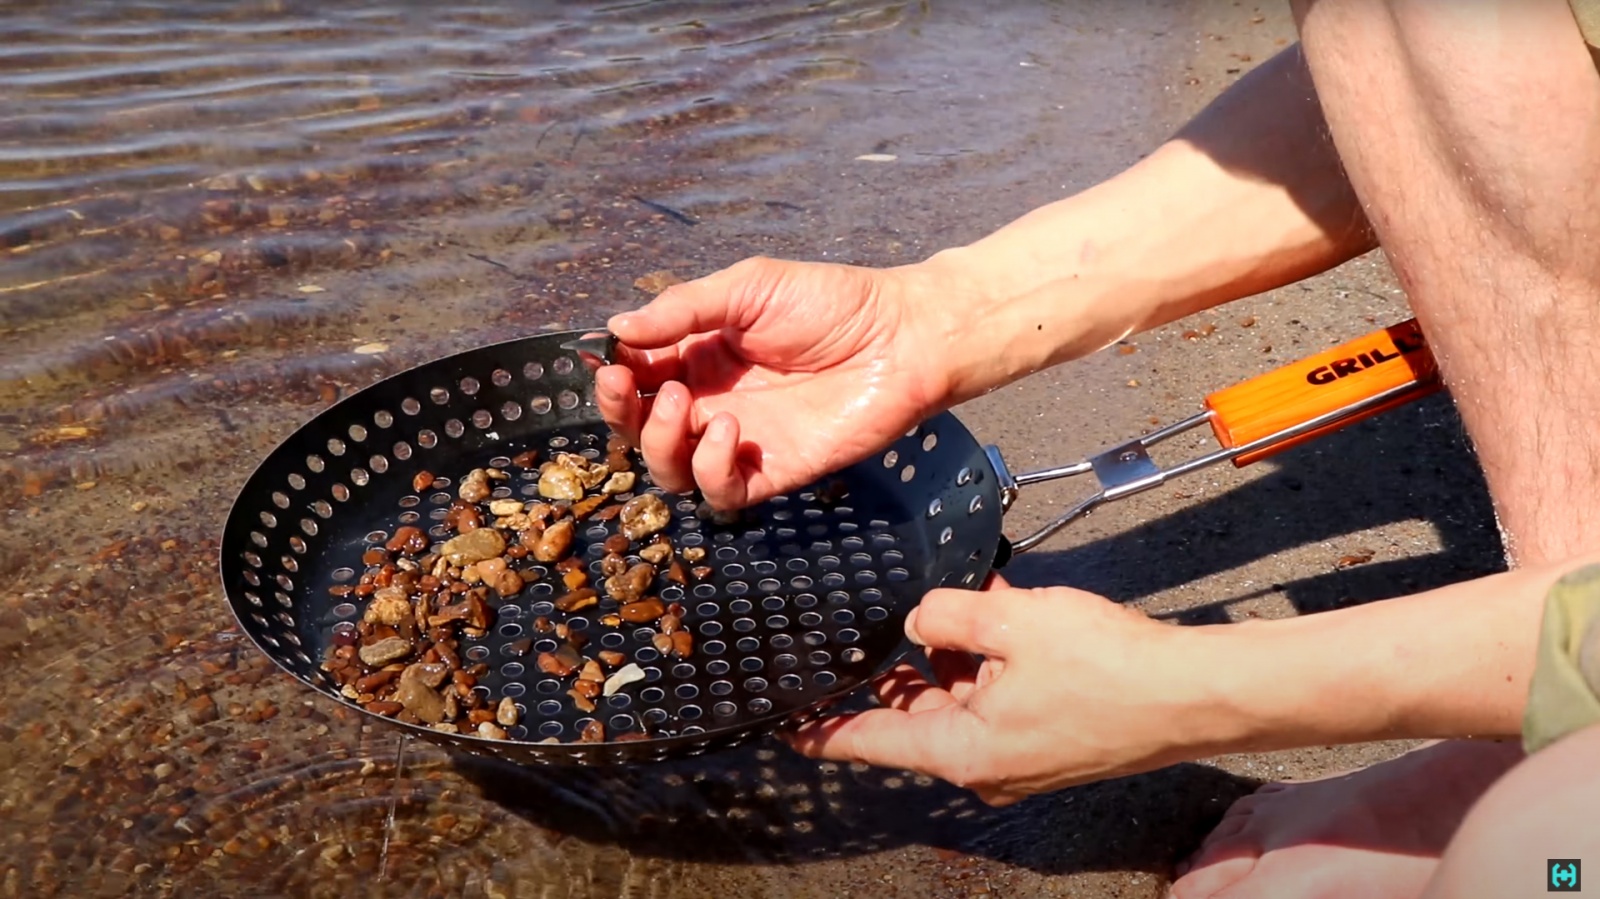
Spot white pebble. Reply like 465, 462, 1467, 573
602, 662, 646, 697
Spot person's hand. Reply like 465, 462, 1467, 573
782, 573, 1230, 806
595, 256, 957, 510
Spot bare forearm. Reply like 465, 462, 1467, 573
909, 43, 1376, 406
1184, 553, 1600, 756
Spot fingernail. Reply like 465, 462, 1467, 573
651, 391, 676, 419
608, 313, 633, 333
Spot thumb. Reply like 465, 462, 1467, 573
607, 258, 773, 349
905, 585, 1028, 657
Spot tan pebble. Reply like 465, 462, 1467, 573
496, 696, 519, 727
131, 501, 150, 513
477, 721, 509, 740
680, 546, 706, 563
488, 499, 524, 516
602, 471, 636, 495
632, 269, 683, 294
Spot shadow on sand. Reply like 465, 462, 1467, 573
453, 392, 1501, 878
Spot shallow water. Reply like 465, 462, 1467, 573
1, 2, 1205, 896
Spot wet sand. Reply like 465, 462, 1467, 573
0, 1, 1506, 897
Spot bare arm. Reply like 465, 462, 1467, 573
1191, 554, 1600, 754
910, 43, 1377, 406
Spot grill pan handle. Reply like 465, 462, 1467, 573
991, 318, 1442, 558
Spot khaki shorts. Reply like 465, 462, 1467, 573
1523, 563, 1600, 754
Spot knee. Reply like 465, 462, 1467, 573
1423, 726, 1600, 898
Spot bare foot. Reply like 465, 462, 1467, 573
1169, 739, 1524, 899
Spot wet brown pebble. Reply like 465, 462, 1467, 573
671, 630, 693, 659
533, 519, 574, 562
512, 450, 539, 468
570, 494, 608, 519
496, 696, 519, 727
385, 526, 428, 554
440, 528, 506, 565
554, 587, 598, 613
184, 695, 219, 727
603, 534, 631, 555
618, 597, 665, 624
562, 568, 589, 590
619, 493, 670, 541
605, 562, 656, 603
598, 649, 626, 667
355, 668, 401, 693
413, 471, 435, 492
536, 647, 581, 677
358, 636, 412, 667
493, 569, 523, 598
459, 468, 492, 503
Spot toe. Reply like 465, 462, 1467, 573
1175, 812, 1258, 882
1201, 813, 1253, 846
1169, 853, 1259, 899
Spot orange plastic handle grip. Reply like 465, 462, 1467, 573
1205, 318, 1442, 466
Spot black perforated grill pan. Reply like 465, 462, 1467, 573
219, 329, 1005, 766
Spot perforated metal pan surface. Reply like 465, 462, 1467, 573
219, 329, 1005, 766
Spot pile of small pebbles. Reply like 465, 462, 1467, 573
322, 436, 712, 745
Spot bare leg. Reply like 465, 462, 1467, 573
1300, 0, 1600, 568
1173, 1, 1600, 896
1420, 726, 1600, 898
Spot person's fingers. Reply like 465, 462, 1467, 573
594, 365, 645, 447
926, 648, 982, 698
904, 587, 1023, 657
609, 343, 688, 394
871, 663, 959, 714
784, 703, 988, 784
689, 411, 749, 511
608, 263, 764, 349
980, 570, 1012, 591
637, 381, 698, 494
